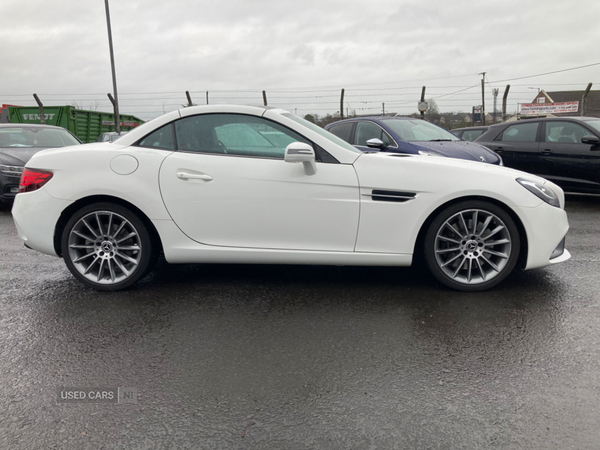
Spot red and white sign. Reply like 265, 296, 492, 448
520, 101, 579, 115
102, 121, 140, 127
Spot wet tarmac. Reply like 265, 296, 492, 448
1, 197, 599, 449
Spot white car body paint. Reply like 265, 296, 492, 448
12, 104, 570, 289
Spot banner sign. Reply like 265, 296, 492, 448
102, 121, 140, 127
520, 101, 579, 115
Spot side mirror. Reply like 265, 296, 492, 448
366, 138, 386, 149
285, 142, 317, 175
582, 135, 600, 146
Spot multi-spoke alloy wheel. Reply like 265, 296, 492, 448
425, 201, 520, 291
61, 203, 157, 290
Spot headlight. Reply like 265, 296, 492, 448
0, 164, 24, 177
516, 178, 560, 208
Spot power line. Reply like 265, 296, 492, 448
488, 62, 600, 83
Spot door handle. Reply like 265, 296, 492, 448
541, 149, 553, 156
176, 171, 213, 181
493, 147, 504, 153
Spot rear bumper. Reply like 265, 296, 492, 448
12, 189, 72, 257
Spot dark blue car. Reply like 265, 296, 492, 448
325, 116, 501, 165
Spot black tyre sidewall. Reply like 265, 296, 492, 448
424, 201, 520, 292
61, 202, 155, 291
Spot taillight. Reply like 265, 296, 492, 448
18, 168, 54, 193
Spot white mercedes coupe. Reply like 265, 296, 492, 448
12, 105, 570, 292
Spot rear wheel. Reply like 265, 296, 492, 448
424, 201, 520, 291
61, 202, 157, 291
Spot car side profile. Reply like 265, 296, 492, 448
325, 116, 501, 164
12, 105, 570, 292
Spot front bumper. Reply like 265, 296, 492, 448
515, 201, 571, 270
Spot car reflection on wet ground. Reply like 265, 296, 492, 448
0, 197, 599, 449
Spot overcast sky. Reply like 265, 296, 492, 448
1, 0, 599, 121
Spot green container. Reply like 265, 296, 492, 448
8, 106, 144, 143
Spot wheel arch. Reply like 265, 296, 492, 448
413, 195, 529, 268
53, 195, 164, 257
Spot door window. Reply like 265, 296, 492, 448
327, 122, 354, 143
545, 121, 589, 143
499, 123, 539, 142
354, 122, 393, 146
174, 114, 311, 159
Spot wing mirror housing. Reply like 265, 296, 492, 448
366, 138, 386, 150
285, 142, 317, 175
582, 135, 600, 147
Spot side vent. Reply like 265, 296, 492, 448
370, 190, 416, 203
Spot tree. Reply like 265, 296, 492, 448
304, 114, 316, 124
424, 98, 441, 125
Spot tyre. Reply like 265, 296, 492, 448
424, 201, 520, 291
61, 202, 158, 291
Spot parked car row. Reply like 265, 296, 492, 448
12, 105, 570, 293
327, 115, 600, 195
475, 117, 600, 195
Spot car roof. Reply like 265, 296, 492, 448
0, 123, 66, 130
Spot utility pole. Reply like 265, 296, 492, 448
480, 72, 486, 126
104, 0, 120, 133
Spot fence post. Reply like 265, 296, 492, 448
33, 94, 45, 124
581, 83, 593, 116
340, 88, 345, 120
262, 90, 268, 107
502, 85, 510, 122
186, 91, 193, 107
419, 86, 427, 120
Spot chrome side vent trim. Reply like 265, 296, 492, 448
370, 190, 416, 203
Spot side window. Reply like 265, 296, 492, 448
137, 124, 175, 150
328, 122, 354, 143
499, 122, 539, 142
545, 121, 589, 143
355, 122, 392, 146
174, 114, 311, 159
462, 130, 484, 141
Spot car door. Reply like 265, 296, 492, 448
157, 113, 361, 251
485, 121, 540, 173
540, 120, 600, 193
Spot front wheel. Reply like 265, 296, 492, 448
61, 202, 157, 291
424, 201, 520, 291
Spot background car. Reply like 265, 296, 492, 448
96, 131, 128, 143
325, 116, 501, 164
12, 105, 570, 292
451, 126, 489, 141
475, 117, 600, 194
0, 124, 81, 203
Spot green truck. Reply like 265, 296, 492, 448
7, 106, 144, 143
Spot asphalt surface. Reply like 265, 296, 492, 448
1, 197, 599, 449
